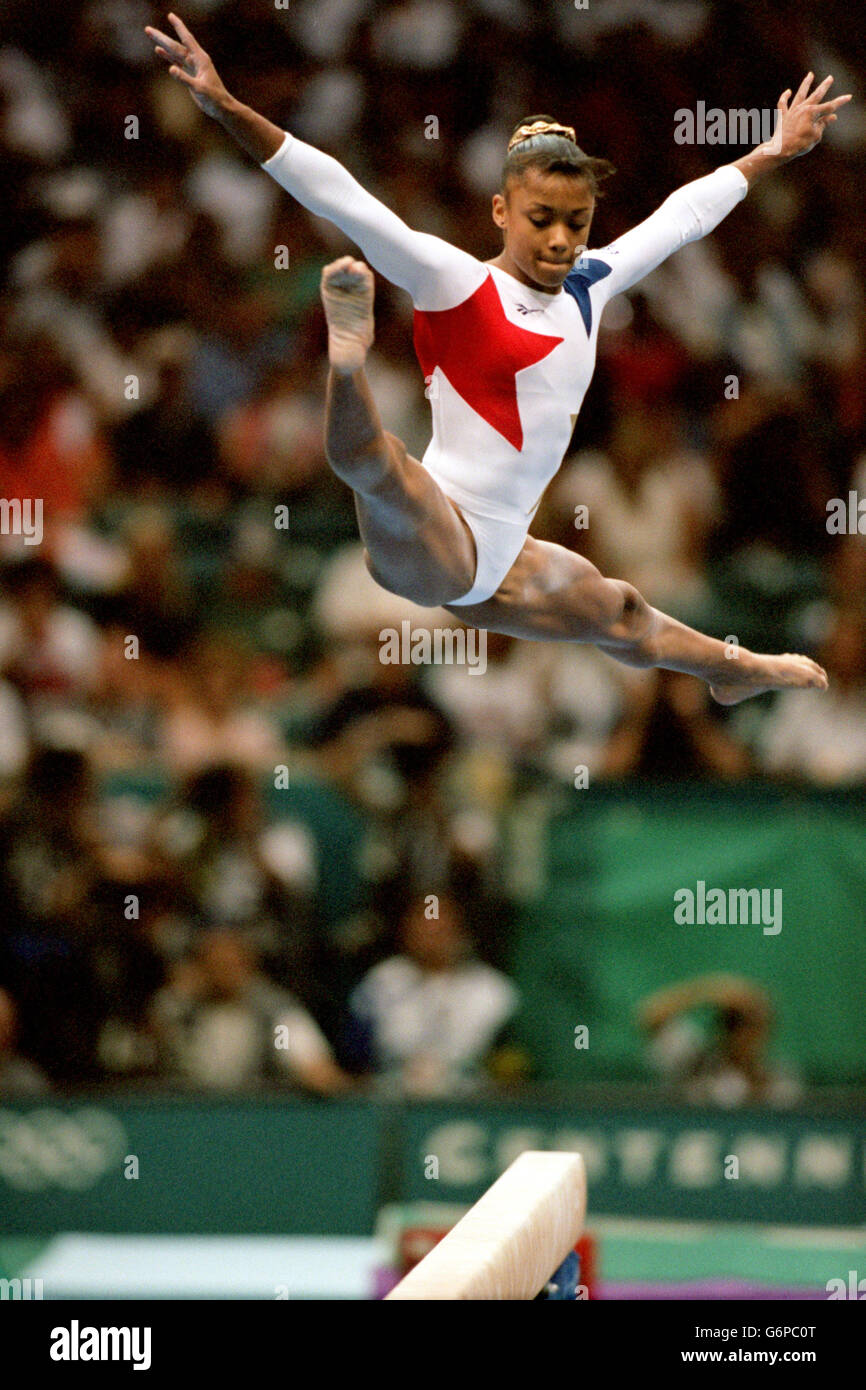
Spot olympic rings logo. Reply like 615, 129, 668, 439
0, 1108, 127, 1192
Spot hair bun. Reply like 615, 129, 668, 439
507, 120, 577, 152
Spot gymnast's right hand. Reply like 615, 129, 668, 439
145, 12, 231, 119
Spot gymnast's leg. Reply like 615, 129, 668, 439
321, 256, 477, 608
444, 537, 828, 704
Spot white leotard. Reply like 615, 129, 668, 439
262, 133, 747, 601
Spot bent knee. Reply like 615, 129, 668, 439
560, 569, 650, 643
594, 578, 653, 644
363, 546, 472, 608
556, 559, 630, 627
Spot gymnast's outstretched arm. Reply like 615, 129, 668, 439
592, 72, 851, 302
145, 14, 482, 311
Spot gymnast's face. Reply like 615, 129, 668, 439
492, 168, 595, 293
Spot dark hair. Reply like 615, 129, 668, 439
503, 114, 616, 198
1, 555, 59, 597
26, 746, 90, 800
185, 763, 252, 816
721, 1006, 750, 1034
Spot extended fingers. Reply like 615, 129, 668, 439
811, 75, 834, 101
813, 94, 852, 115
167, 63, 199, 88
155, 45, 185, 68
169, 12, 203, 53
144, 25, 187, 60
791, 71, 815, 104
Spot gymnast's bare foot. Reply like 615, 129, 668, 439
710, 651, 828, 705
321, 256, 375, 374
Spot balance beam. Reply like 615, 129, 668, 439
385, 1150, 586, 1300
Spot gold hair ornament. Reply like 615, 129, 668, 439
507, 120, 577, 152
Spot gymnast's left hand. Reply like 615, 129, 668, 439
145, 12, 232, 120
770, 73, 852, 159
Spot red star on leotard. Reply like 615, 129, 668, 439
413, 274, 563, 451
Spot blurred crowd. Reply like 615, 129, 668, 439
0, 0, 864, 1094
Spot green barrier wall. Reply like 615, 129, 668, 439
0, 1094, 863, 1235
506, 785, 866, 1084
396, 1098, 866, 1226
0, 1098, 381, 1236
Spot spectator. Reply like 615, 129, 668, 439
0, 333, 110, 524
217, 357, 328, 498
756, 608, 866, 784
113, 505, 199, 660
604, 668, 753, 781
9, 217, 140, 423
637, 973, 801, 1107
110, 328, 219, 495
87, 622, 163, 772
427, 629, 545, 765
348, 892, 519, 1095
152, 763, 320, 994
830, 449, 866, 610
710, 404, 834, 570
159, 629, 287, 776
0, 558, 101, 730
151, 929, 350, 1093
309, 641, 455, 812
87, 876, 169, 1078
0, 673, 30, 786
553, 403, 719, 621
0, 988, 50, 1096
0, 747, 105, 1082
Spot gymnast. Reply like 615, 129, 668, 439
147, 14, 851, 704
